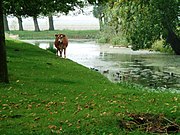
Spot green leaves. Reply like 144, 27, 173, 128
3, 0, 85, 18
98, 0, 179, 50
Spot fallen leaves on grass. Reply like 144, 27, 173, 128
48, 125, 62, 134
48, 125, 57, 130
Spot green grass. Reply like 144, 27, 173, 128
0, 39, 179, 134
6, 30, 99, 39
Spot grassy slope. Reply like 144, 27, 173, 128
0, 39, 179, 134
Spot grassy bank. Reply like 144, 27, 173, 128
0, 39, 179, 134
6, 30, 99, 40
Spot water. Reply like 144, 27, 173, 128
22, 40, 180, 91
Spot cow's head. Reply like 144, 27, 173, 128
55, 34, 65, 43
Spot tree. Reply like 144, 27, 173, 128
32, 17, 40, 31
3, 0, 42, 31
151, 0, 180, 54
48, 15, 54, 30
2, 0, 11, 31
99, 0, 180, 54
3, 0, 25, 31
42, 0, 84, 31
90, 0, 109, 30
93, 4, 106, 31
3, 14, 9, 31
0, 0, 9, 83
21, 0, 43, 31
17, 16, 23, 31
3, 0, 87, 31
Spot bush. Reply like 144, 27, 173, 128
98, 36, 109, 43
110, 35, 129, 46
152, 39, 173, 53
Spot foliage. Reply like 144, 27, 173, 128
41, 0, 84, 16
2, 0, 85, 31
152, 39, 173, 53
3, 0, 24, 16
3, 0, 85, 17
97, 26, 129, 46
90, 0, 110, 30
0, 38, 179, 134
87, 0, 109, 5
95, 0, 179, 51
92, 4, 107, 30
110, 34, 128, 46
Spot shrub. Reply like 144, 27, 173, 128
110, 35, 129, 46
152, 39, 173, 53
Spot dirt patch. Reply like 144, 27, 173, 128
119, 113, 179, 134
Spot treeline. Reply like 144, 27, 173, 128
2, 0, 87, 31
92, 0, 180, 54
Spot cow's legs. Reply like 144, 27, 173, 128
64, 48, 66, 58
60, 50, 62, 57
56, 49, 59, 56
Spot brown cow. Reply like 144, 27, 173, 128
54, 34, 68, 58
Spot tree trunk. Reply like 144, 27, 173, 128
17, 16, 23, 31
48, 15, 54, 30
162, 14, 180, 55
166, 30, 180, 55
99, 15, 103, 31
3, 14, 9, 31
33, 16, 40, 31
0, 1, 9, 83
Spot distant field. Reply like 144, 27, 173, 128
7, 14, 99, 30
6, 30, 99, 39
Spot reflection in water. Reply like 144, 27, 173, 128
22, 40, 180, 91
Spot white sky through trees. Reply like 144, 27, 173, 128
7, 6, 99, 30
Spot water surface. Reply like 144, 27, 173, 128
22, 40, 180, 91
